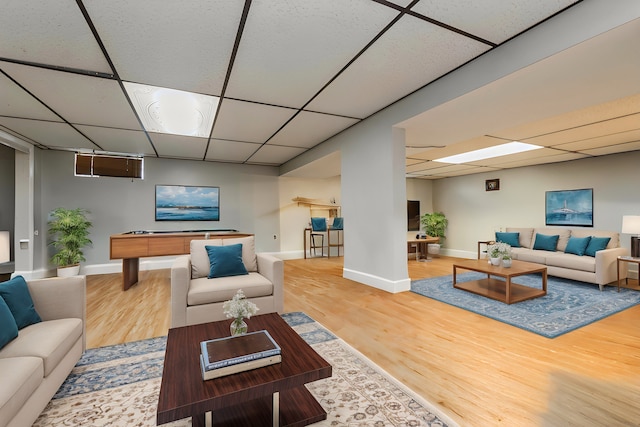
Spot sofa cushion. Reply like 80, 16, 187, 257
222, 236, 258, 272
564, 236, 591, 256
533, 233, 560, 252
191, 239, 222, 279
545, 252, 597, 273
206, 244, 248, 279
495, 232, 520, 247
585, 237, 611, 257
0, 276, 42, 329
0, 357, 43, 425
0, 318, 83, 377
506, 228, 534, 248
0, 297, 18, 350
513, 249, 549, 264
188, 273, 273, 307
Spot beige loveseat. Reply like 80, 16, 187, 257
0, 275, 86, 427
502, 227, 628, 290
171, 236, 284, 327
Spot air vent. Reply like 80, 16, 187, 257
75, 153, 144, 179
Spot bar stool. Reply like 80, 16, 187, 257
310, 217, 327, 257
328, 217, 344, 257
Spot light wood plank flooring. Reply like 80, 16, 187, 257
86, 256, 640, 427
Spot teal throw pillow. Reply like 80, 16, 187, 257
0, 297, 19, 350
533, 233, 559, 252
564, 236, 591, 256
584, 236, 611, 257
311, 217, 327, 232
0, 275, 42, 329
206, 244, 248, 279
495, 232, 520, 247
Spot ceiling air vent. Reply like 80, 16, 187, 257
75, 153, 144, 179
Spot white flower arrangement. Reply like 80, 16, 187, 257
223, 289, 259, 320
487, 241, 512, 259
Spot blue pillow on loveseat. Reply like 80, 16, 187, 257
564, 236, 591, 256
584, 236, 611, 257
533, 233, 559, 252
0, 275, 42, 329
495, 232, 520, 247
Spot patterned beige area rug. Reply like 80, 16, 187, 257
35, 313, 457, 426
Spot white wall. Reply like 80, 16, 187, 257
278, 176, 341, 259
433, 151, 640, 259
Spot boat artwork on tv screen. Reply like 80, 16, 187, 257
155, 185, 220, 221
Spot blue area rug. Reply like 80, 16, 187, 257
411, 272, 640, 338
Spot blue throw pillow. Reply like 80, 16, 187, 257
533, 233, 559, 252
206, 244, 248, 279
564, 236, 591, 256
584, 236, 611, 257
0, 297, 19, 350
0, 276, 42, 329
495, 232, 520, 247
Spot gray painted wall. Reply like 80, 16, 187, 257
35, 151, 281, 274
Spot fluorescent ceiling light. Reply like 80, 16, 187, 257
124, 82, 219, 138
434, 141, 543, 164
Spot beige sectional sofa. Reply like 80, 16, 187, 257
502, 227, 628, 290
0, 276, 86, 427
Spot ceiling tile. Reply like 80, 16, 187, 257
268, 111, 360, 148
83, 0, 245, 95
150, 133, 207, 160
225, 0, 398, 107
75, 126, 156, 156
0, 69, 62, 121
212, 100, 296, 143
0, 0, 111, 73
496, 152, 588, 168
0, 117, 97, 150
411, 0, 578, 44
553, 129, 640, 152
205, 139, 262, 163
582, 140, 640, 157
1, 62, 141, 130
525, 114, 640, 146
246, 145, 306, 165
307, 14, 490, 118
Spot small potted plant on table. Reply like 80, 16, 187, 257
48, 207, 92, 277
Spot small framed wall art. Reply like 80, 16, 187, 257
485, 179, 500, 191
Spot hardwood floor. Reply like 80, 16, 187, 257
86, 256, 640, 427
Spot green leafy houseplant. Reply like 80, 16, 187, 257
420, 212, 448, 245
48, 208, 93, 268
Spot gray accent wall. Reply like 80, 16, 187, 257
35, 151, 281, 274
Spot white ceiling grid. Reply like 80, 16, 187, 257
3, 0, 636, 177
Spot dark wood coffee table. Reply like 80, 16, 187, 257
157, 313, 332, 427
453, 259, 547, 304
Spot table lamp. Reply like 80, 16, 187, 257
0, 231, 9, 264
621, 216, 640, 258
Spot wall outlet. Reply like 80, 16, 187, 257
273, 234, 277, 240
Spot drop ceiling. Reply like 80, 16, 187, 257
1, 0, 638, 177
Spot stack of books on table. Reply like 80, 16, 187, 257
199, 330, 282, 380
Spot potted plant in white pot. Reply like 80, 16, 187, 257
420, 212, 448, 255
48, 207, 92, 277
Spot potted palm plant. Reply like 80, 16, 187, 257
48, 208, 92, 277
420, 212, 448, 255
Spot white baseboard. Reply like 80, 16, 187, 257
343, 267, 411, 293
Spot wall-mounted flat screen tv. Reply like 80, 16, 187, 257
155, 185, 220, 221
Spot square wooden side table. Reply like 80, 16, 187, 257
617, 256, 640, 292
